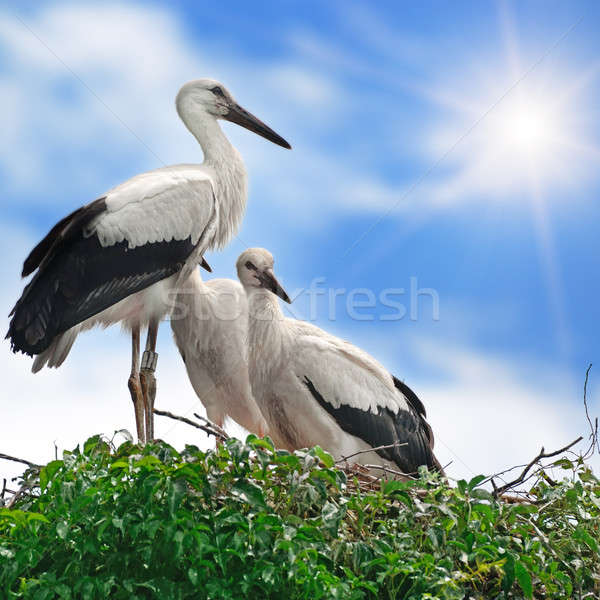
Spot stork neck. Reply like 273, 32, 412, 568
184, 267, 205, 291
171, 267, 206, 320
247, 286, 285, 321
246, 288, 289, 372
199, 118, 235, 165
177, 101, 248, 249
177, 97, 230, 161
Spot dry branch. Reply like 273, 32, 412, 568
192, 413, 229, 440
0, 452, 39, 468
0, 452, 40, 507
153, 408, 229, 442
336, 441, 408, 464
6, 484, 31, 509
582, 363, 598, 458
361, 463, 410, 479
491, 436, 583, 498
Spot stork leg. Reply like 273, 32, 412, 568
140, 318, 159, 442
128, 325, 145, 443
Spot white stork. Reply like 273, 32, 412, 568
170, 267, 267, 437
236, 248, 443, 477
6, 79, 290, 443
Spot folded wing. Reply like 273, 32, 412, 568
7, 169, 216, 355
292, 324, 441, 474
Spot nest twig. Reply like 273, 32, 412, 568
489, 437, 583, 499
153, 408, 229, 442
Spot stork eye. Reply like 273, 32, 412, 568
245, 261, 257, 271
211, 86, 225, 97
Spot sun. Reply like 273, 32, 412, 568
484, 87, 567, 178
425, 29, 598, 204
505, 102, 548, 155
427, 66, 597, 204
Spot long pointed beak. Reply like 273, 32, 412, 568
225, 103, 291, 149
259, 269, 291, 303
200, 257, 212, 273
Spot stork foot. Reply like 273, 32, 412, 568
128, 374, 145, 444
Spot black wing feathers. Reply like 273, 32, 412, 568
303, 376, 442, 475
392, 375, 435, 447
21, 198, 106, 277
392, 375, 426, 418
8, 199, 195, 356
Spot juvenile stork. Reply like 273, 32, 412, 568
236, 248, 443, 477
170, 267, 267, 438
6, 79, 290, 443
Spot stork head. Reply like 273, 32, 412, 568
236, 248, 291, 303
176, 79, 291, 149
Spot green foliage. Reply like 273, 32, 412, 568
1, 435, 599, 599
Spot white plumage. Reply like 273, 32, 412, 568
8, 79, 290, 443
170, 268, 267, 437
236, 248, 442, 477
95, 167, 217, 249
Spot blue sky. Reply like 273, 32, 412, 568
1, 0, 599, 482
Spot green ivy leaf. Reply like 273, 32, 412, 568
83, 435, 103, 456
26, 513, 50, 524
502, 554, 515, 593
471, 488, 494, 502
231, 480, 266, 509
312, 446, 335, 468
39, 460, 63, 491
56, 521, 69, 540
167, 478, 187, 516
187, 566, 198, 585
515, 559, 533, 599
467, 474, 486, 490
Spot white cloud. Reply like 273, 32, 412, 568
0, 1, 387, 228
334, 3, 429, 65
0, 3, 200, 196
412, 338, 600, 483
0, 5, 262, 192
265, 65, 339, 110
8, 0, 562, 232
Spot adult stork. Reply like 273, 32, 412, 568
170, 267, 267, 438
7, 79, 290, 443
236, 248, 443, 477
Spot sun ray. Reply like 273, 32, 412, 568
497, 2, 572, 356
527, 176, 571, 357
498, 0, 522, 81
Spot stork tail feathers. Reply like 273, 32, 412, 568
31, 327, 80, 373
7, 274, 62, 356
